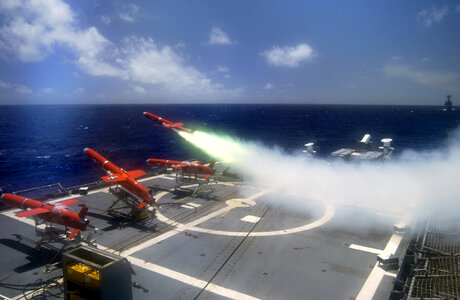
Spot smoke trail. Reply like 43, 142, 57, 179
178, 128, 460, 224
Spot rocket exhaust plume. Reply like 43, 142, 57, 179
178, 128, 460, 226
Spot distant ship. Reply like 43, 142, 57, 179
443, 95, 453, 111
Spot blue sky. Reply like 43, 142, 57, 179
0, 0, 459, 105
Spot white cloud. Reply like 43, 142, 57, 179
73, 28, 123, 78
457, 4, 460, 13
0, 0, 76, 62
208, 27, 231, 45
417, 5, 449, 27
118, 37, 227, 97
15, 85, 32, 94
0, 0, 115, 77
100, 15, 111, 25
39, 87, 57, 94
261, 43, 314, 67
384, 64, 459, 91
0, 0, 237, 100
216, 66, 231, 78
132, 85, 146, 94
0, 79, 32, 94
117, 3, 139, 23
264, 83, 273, 90
217, 66, 229, 73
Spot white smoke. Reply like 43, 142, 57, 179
181, 127, 460, 228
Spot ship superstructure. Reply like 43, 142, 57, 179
331, 134, 394, 161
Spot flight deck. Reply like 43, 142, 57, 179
0, 174, 408, 299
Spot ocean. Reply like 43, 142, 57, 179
0, 104, 459, 192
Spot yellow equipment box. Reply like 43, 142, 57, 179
66, 263, 101, 289
84, 269, 101, 289
63, 245, 132, 300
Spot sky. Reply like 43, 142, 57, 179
0, 0, 459, 105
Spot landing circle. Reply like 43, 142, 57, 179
156, 191, 335, 237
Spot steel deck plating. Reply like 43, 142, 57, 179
0, 174, 408, 299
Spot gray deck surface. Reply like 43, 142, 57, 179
0, 174, 405, 299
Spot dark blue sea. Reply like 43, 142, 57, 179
0, 104, 459, 192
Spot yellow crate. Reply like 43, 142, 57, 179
66, 263, 87, 284
84, 270, 101, 289
67, 263, 101, 290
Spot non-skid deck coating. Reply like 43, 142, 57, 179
0, 174, 408, 299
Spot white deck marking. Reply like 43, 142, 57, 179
181, 203, 202, 210
154, 185, 335, 237
349, 244, 383, 255
356, 214, 410, 300
181, 202, 202, 209
155, 192, 334, 237
221, 196, 258, 217
0, 293, 11, 300
122, 189, 274, 256
384, 271, 396, 278
95, 243, 261, 299
180, 205, 194, 210
240, 215, 261, 223
128, 256, 260, 300
225, 198, 256, 208
216, 182, 238, 186
187, 198, 334, 237
121, 203, 247, 256
154, 191, 169, 201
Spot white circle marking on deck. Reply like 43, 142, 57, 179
189, 198, 334, 236
155, 190, 335, 237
